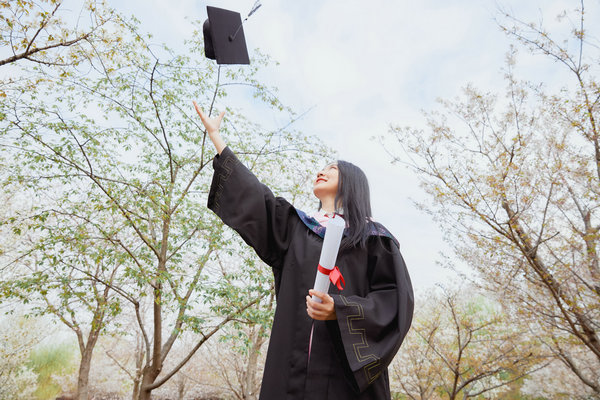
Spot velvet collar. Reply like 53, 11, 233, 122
295, 209, 399, 247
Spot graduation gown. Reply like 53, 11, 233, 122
208, 147, 414, 400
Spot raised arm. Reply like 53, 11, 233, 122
193, 101, 226, 155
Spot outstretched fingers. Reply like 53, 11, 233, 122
192, 101, 225, 134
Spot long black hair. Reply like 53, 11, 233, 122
320, 160, 373, 249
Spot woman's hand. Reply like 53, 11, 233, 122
193, 101, 225, 134
306, 290, 337, 321
193, 101, 226, 154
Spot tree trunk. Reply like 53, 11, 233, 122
76, 332, 100, 400
77, 349, 92, 400
138, 286, 163, 400
132, 335, 145, 400
132, 378, 141, 400
139, 370, 161, 400
139, 383, 151, 400
138, 234, 170, 400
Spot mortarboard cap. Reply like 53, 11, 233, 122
203, 6, 250, 65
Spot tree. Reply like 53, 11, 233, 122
0, 0, 127, 108
0, 0, 121, 68
385, 2, 600, 396
391, 287, 542, 400
1, 12, 329, 400
206, 292, 274, 400
520, 358, 594, 399
1, 195, 124, 400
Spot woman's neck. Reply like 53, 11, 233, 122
320, 197, 336, 214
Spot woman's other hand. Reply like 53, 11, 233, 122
306, 290, 337, 321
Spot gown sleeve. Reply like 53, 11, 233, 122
330, 238, 414, 393
207, 146, 297, 269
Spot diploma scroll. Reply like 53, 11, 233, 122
312, 216, 345, 303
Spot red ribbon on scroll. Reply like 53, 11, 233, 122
317, 264, 345, 290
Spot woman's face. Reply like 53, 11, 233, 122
313, 163, 339, 200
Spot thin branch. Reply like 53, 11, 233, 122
149, 59, 174, 181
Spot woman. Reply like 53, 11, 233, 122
194, 102, 413, 400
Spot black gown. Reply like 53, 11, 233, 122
207, 147, 414, 400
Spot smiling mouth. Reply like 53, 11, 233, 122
316, 178, 327, 183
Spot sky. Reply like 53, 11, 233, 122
111, 0, 596, 291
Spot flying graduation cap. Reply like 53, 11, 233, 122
202, 4, 260, 65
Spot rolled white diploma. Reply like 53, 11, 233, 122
312, 215, 345, 303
